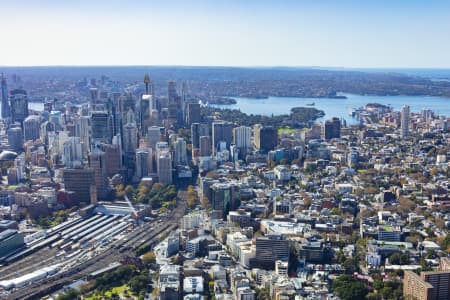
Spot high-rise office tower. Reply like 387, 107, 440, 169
148, 126, 162, 150
174, 138, 187, 166
9, 89, 29, 126
199, 136, 211, 157
254, 125, 278, 152
122, 109, 138, 180
140, 74, 155, 132
140, 94, 152, 132
167, 81, 183, 126
1, 73, 10, 119
91, 112, 110, 145
105, 98, 118, 137
255, 234, 289, 270
7, 125, 23, 152
135, 148, 150, 179
119, 93, 136, 114
212, 121, 234, 154
210, 183, 239, 219
322, 117, 341, 140
168, 81, 178, 103
74, 116, 91, 158
142, 74, 154, 96
63, 168, 95, 203
157, 150, 172, 185
102, 143, 122, 177
88, 149, 109, 200
144, 73, 151, 94
62, 137, 83, 168
23, 116, 41, 141
401, 105, 410, 138
155, 141, 169, 155
186, 102, 201, 126
89, 88, 99, 111
233, 126, 252, 158
49, 110, 63, 131
181, 81, 188, 102
191, 123, 209, 149
181, 81, 189, 123
210, 183, 231, 218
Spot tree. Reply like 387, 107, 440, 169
116, 184, 125, 197
389, 252, 410, 265
255, 287, 271, 300
125, 185, 135, 198
201, 196, 210, 209
343, 257, 359, 274
333, 275, 368, 300
129, 274, 148, 295
430, 167, 438, 177
56, 288, 81, 300
397, 196, 415, 214
187, 185, 197, 209
142, 252, 156, 266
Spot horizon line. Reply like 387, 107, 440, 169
1, 64, 450, 70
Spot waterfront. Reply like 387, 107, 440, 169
211, 93, 450, 125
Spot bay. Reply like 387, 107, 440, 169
211, 93, 450, 125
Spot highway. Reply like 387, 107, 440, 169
4, 189, 187, 300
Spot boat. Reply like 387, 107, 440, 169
306, 102, 315, 106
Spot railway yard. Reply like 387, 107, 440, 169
0, 190, 187, 300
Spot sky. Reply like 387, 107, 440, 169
1, 0, 450, 68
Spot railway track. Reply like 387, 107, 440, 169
0, 247, 59, 280
5, 190, 187, 300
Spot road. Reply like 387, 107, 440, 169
5, 189, 187, 300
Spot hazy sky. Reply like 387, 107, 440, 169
1, 0, 450, 68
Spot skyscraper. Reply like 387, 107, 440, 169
144, 73, 150, 95
74, 116, 91, 158
122, 109, 138, 180
148, 126, 162, 149
212, 121, 234, 154
233, 126, 252, 158
174, 138, 187, 166
23, 115, 41, 141
255, 234, 289, 270
88, 149, 109, 200
102, 143, 122, 177
401, 105, 410, 138
1, 73, 10, 119
199, 136, 211, 157
89, 88, 99, 111
91, 112, 110, 144
254, 125, 277, 152
191, 123, 209, 149
63, 137, 83, 168
119, 93, 136, 115
168, 81, 178, 104
322, 117, 341, 140
140, 94, 152, 132
186, 102, 201, 126
63, 168, 95, 203
157, 150, 172, 185
135, 149, 150, 180
7, 126, 23, 152
181, 81, 189, 124
9, 89, 29, 126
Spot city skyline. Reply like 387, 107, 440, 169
1, 0, 450, 68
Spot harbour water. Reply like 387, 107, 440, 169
211, 93, 450, 125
